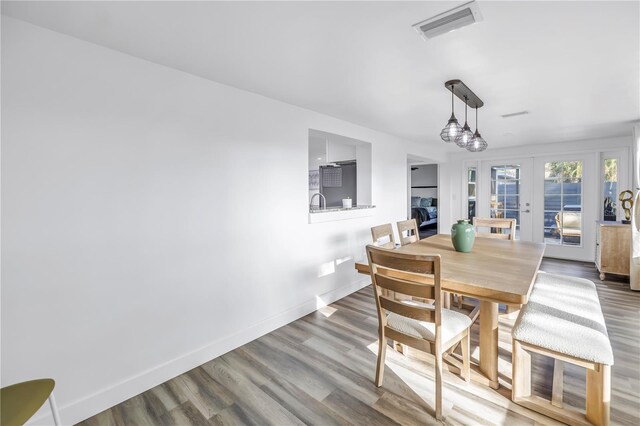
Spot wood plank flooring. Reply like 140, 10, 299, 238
78, 258, 640, 425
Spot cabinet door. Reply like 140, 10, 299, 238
601, 226, 630, 275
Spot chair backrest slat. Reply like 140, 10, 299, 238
368, 248, 435, 275
379, 296, 435, 322
396, 219, 419, 246
375, 273, 435, 299
473, 217, 516, 240
371, 224, 395, 248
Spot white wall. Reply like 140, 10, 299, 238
356, 143, 372, 206
410, 164, 438, 199
0, 17, 448, 424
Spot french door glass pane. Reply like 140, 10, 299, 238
467, 167, 477, 220
543, 161, 582, 246
603, 159, 617, 221
544, 195, 561, 211
544, 179, 561, 194
490, 165, 521, 239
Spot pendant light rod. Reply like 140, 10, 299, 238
451, 84, 455, 110
464, 96, 468, 121
444, 79, 483, 109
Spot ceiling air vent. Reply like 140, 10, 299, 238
501, 111, 530, 118
413, 1, 483, 40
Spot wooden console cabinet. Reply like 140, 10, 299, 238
595, 221, 630, 280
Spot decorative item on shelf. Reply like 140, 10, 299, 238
467, 106, 488, 152
342, 198, 352, 209
619, 190, 634, 224
451, 219, 475, 252
441, 79, 487, 152
440, 83, 463, 143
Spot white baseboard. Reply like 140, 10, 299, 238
29, 276, 370, 425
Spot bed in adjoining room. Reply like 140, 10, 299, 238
411, 196, 437, 228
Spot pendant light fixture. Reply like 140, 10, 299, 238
440, 84, 463, 143
440, 79, 488, 152
455, 96, 474, 148
467, 107, 488, 152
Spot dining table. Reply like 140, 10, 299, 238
355, 233, 545, 390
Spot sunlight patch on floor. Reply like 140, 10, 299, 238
315, 295, 338, 318
365, 340, 512, 425
319, 305, 337, 318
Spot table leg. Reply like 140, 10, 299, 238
479, 301, 499, 389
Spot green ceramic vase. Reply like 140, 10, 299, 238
451, 219, 475, 253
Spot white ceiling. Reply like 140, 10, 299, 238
3, 1, 639, 151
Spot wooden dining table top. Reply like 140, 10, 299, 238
356, 233, 545, 305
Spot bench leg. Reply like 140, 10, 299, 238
551, 359, 564, 408
512, 340, 531, 399
586, 364, 611, 426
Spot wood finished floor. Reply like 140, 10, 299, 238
78, 258, 640, 425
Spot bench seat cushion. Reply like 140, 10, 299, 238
512, 272, 613, 365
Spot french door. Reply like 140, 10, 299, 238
472, 153, 597, 261
532, 154, 596, 261
479, 159, 533, 241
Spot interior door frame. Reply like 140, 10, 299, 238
532, 152, 597, 261
478, 158, 534, 241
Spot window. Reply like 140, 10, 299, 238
467, 167, 476, 221
603, 158, 618, 221
490, 165, 521, 238
544, 161, 582, 246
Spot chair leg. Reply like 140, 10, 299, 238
435, 351, 443, 420
586, 364, 611, 426
461, 331, 470, 382
512, 340, 531, 400
48, 392, 62, 426
457, 294, 463, 309
375, 336, 387, 387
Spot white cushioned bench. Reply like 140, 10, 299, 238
512, 272, 613, 426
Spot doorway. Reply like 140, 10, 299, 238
408, 161, 439, 239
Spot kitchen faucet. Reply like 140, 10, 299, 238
310, 193, 326, 211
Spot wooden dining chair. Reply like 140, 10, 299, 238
473, 217, 517, 240
366, 245, 471, 420
371, 224, 396, 249
472, 217, 519, 315
396, 219, 419, 246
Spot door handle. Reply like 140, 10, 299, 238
521, 209, 531, 213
